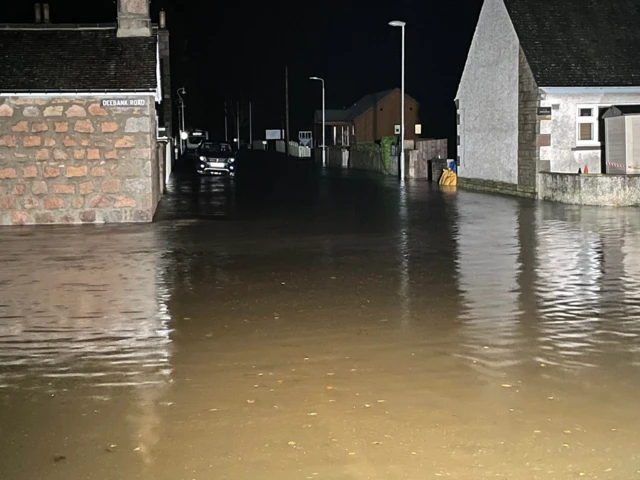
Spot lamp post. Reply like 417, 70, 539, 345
177, 87, 186, 155
389, 20, 406, 180
310, 76, 326, 167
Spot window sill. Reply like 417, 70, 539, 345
572, 145, 601, 151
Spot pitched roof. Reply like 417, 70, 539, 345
314, 109, 351, 123
503, 0, 640, 87
347, 89, 394, 119
0, 27, 158, 92
313, 88, 419, 123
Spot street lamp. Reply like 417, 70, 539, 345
310, 76, 326, 167
177, 87, 186, 155
389, 20, 406, 180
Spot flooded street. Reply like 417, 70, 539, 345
1, 158, 640, 479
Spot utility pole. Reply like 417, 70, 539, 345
249, 101, 253, 148
224, 101, 228, 142
285, 64, 290, 157
236, 101, 240, 150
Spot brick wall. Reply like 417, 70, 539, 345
517, 47, 539, 193
0, 95, 158, 225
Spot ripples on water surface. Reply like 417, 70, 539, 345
0, 170, 639, 479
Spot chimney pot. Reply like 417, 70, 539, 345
42, 3, 50, 23
159, 10, 166, 29
34, 3, 42, 23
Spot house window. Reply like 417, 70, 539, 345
577, 105, 598, 146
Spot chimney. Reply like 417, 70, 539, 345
159, 9, 166, 29
42, 3, 50, 23
34, 3, 42, 23
117, 0, 152, 37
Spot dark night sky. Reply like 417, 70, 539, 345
9, 0, 483, 147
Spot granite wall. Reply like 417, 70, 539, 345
0, 95, 159, 225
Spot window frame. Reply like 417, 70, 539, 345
576, 104, 599, 147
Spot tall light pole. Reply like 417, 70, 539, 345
310, 76, 326, 167
177, 87, 186, 155
389, 20, 406, 180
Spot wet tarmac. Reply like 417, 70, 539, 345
1, 154, 640, 479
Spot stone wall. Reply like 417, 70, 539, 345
538, 172, 640, 206
517, 47, 539, 194
0, 95, 158, 225
458, 177, 537, 199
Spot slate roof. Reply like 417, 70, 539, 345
314, 88, 419, 124
313, 109, 351, 124
0, 27, 158, 92
503, 0, 640, 87
347, 89, 394, 119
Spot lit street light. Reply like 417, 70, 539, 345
310, 76, 326, 167
389, 20, 406, 180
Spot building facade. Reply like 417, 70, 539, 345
314, 88, 421, 146
0, 0, 171, 225
456, 0, 640, 198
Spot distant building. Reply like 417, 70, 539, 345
456, 0, 640, 198
0, 1, 172, 225
314, 88, 420, 146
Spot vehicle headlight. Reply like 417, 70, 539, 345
199, 156, 206, 161
229, 157, 235, 163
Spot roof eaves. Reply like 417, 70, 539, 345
0, 23, 117, 31
0, 88, 156, 96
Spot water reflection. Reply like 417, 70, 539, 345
397, 182, 410, 330
536, 205, 640, 371
455, 192, 523, 371
456, 195, 640, 374
0, 227, 173, 391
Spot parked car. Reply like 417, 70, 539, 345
196, 141, 236, 177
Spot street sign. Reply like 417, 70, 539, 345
299, 131, 313, 147
266, 129, 283, 140
101, 98, 147, 107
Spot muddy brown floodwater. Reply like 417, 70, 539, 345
1, 160, 640, 480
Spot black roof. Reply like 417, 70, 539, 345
313, 109, 351, 123
314, 88, 419, 124
347, 89, 394, 119
504, 0, 640, 87
0, 27, 158, 92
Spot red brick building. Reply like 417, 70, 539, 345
314, 88, 421, 146
0, 1, 172, 225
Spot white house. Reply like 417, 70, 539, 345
456, 0, 640, 198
